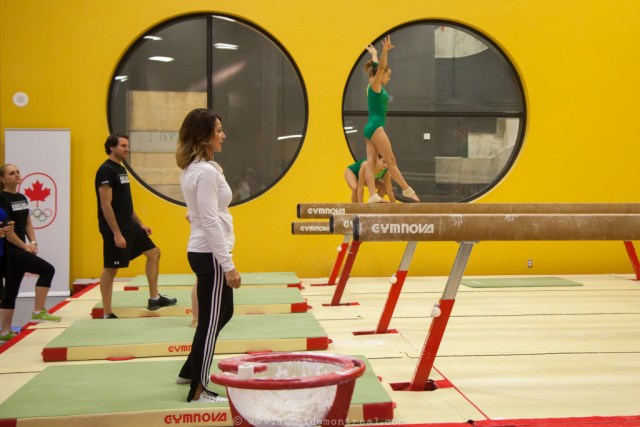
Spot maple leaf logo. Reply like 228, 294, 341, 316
24, 180, 51, 208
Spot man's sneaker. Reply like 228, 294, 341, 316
103, 313, 118, 319
175, 375, 190, 384
148, 294, 177, 311
191, 392, 228, 403
32, 309, 61, 323
0, 331, 17, 341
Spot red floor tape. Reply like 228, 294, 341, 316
390, 416, 640, 427
472, 415, 640, 426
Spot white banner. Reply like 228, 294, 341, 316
4, 129, 71, 296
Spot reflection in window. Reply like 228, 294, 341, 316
343, 22, 525, 202
109, 14, 307, 205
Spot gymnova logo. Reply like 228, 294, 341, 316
372, 223, 435, 234
300, 224, 330, 232
307, 207, 346, 215
164, 412, 227, 424
168, 344, 192, 352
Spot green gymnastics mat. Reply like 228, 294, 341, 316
124, 271, 301, 289
42, 314, 328, 362
91, 288, 307, 318
0, 358, 393, 427
461, 277, 583, 288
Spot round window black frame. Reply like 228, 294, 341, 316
341, 19, 526, 203
107, 12, 309, 207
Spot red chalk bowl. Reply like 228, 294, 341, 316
211, 352, 366, 427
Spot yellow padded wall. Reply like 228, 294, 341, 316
1, 0, 639, 284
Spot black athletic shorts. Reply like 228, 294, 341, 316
101, 226, 156, 268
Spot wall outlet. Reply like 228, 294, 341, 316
527, 259, 533, 268
423, 133, 431, 140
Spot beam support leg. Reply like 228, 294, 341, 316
375, 241, 417, 334
408, 241, 475, 391
329, 240, 362, 306
313, 235, 351, 287
623, 241, 640, 280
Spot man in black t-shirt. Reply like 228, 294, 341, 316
95, 134, 176, 318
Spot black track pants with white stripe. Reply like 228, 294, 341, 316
180, 252, 234, 401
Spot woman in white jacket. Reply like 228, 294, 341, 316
175, 108, 241, 403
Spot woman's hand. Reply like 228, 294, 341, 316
26, 242, 38, 254
381, 35, 394, 51
225, 269, 242, 289
366, 43, 377, 56
1, 221, 14, 238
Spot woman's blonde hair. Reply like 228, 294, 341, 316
364, 60, 389, 78
175, 108, 222, 170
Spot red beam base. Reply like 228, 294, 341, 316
388, 379, 454, 391
322, 302, 360, 307
352, 329, 398, 336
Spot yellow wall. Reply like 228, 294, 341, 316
2, 0, 640, 284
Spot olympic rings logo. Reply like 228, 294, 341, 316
31, 208, 53, 223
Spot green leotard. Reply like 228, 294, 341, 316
347, 159, 388, 179
347, 159, 365, 176
375, 168, 388, 180
363, 85, 389, 139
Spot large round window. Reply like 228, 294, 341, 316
343, 21, 525, 202
108, 14, 307, 205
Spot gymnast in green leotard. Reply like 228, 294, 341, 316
344, 155, 395, 203
363, 36, 419, 203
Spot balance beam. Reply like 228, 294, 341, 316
298, 202, 640, 218
291, 216, 352, 236
348, 212, 640, 392
295, 205, 640, 307
291, 221, 331, 235
291, 218, 353, 236
352, 213, 640, 242
296, 203, 640, 294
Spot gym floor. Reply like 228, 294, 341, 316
1, 273, 639, 426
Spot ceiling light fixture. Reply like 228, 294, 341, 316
277, 134, 303, 141
149, 56, 174, 62
214, 43, 239, 50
